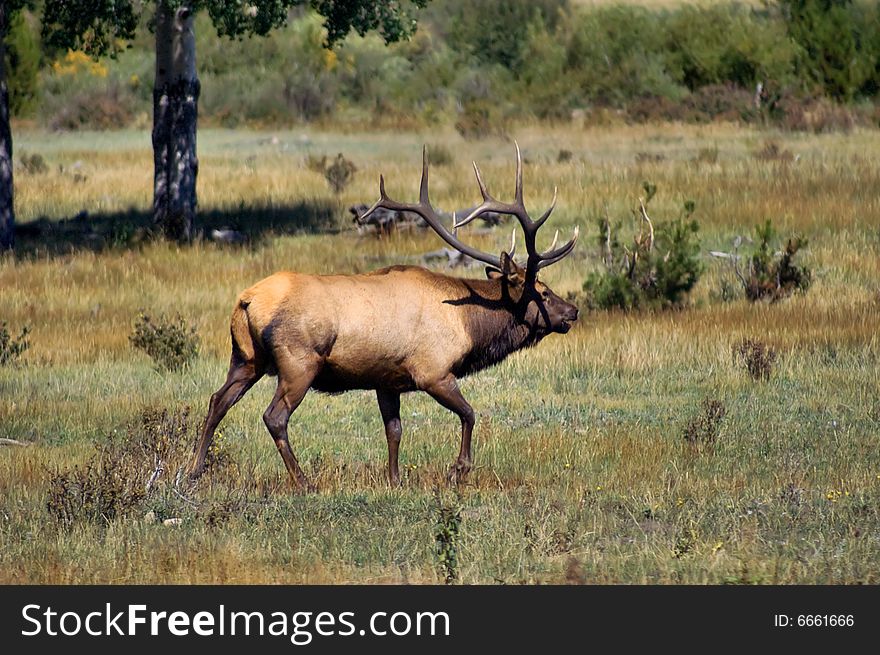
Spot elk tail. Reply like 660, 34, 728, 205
230, 299, 256, 364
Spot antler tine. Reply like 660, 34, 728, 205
473, 161, 492, 202
452, 209, 474, 230
514, 141, 524, 206
534, 186, 557, 229
357, 175, 392, 223
537, 226, 579, 269
419, 145, 430, 204
509, 228, 517, 258
546, 229, 559, 253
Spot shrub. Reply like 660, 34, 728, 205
772, 91, 858, 133
566, 6, 686, 108
6, 11, 41, 116
305, 153, 328, 174
129, 313, 199, 372
324, 153, 357, 194
19, 152, 48, 175
433, 489, 462, 585
683, 398, 727, 448
443, 0, 568, 75
779, 0, 878, 102
583, 190, 703, 311
753, 141, 794, 162
47, 453, 146, 527
693, 146, 719, 165
737, 220, 812, 302
682, 84, 758, 123
304, 152, 358, 194
48, 83, 136, 131
0, 322, 30, 366
734, 338, 777, 381
663, 5, 797, 93
427, 143, 454, 167
454, 99, 508, 140
46, 407, 206, 527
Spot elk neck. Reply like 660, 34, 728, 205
451, 277, 542, 378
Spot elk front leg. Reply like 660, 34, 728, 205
377, 390, 402, 486
424, 375, 475, 482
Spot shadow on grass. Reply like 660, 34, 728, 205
13, 199, 342, 257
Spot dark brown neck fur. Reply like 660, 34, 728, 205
447, 277, 543, 378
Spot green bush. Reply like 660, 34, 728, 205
6, 10, 42, 117
565, 6, 686, 108
129, 313, 199, 372
324, 153, 357, 194
46, 407, 206, 527
741, 220, 812, 302
583, 191, 703, 311
433, 489, 462, 584
454, 98, 509, 140
517, 18, 574, 119
0, 322, 30, 366
442, 0, 568, 75
427, 142, 454, 167
19, 152, 48, 174
779, 0, 880, 102
664, 5, 797, 92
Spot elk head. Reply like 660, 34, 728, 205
361, 143, 580, 335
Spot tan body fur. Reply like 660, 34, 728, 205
236, 266, 482, 394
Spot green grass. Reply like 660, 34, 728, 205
1, 123, 879, 584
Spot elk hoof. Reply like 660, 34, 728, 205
293, 478, 318, 495
446, 460, 472, 484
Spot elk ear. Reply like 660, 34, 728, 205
499, 252, 525, 286
485, 266, 503, 280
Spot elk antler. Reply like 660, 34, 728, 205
359, 148, 507, 269
361, 143, 578, 282
452, 142, 578, 282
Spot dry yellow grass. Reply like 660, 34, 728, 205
2, 121, 879, 584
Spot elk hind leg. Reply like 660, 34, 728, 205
189, 359, 262, 480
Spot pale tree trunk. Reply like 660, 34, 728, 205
152, 3, 199, 243
0, 7, 14, 251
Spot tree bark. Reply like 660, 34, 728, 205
0, 7, 14, 251
152, 3, 199, 243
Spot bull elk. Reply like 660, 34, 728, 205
187, 144, 579, 490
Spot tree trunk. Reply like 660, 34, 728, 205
0, 8, 14, 251
152, 3, 199, 243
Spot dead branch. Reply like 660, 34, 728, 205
638, 197, 654, 252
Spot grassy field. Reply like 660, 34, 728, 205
1, 121, 879, 584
